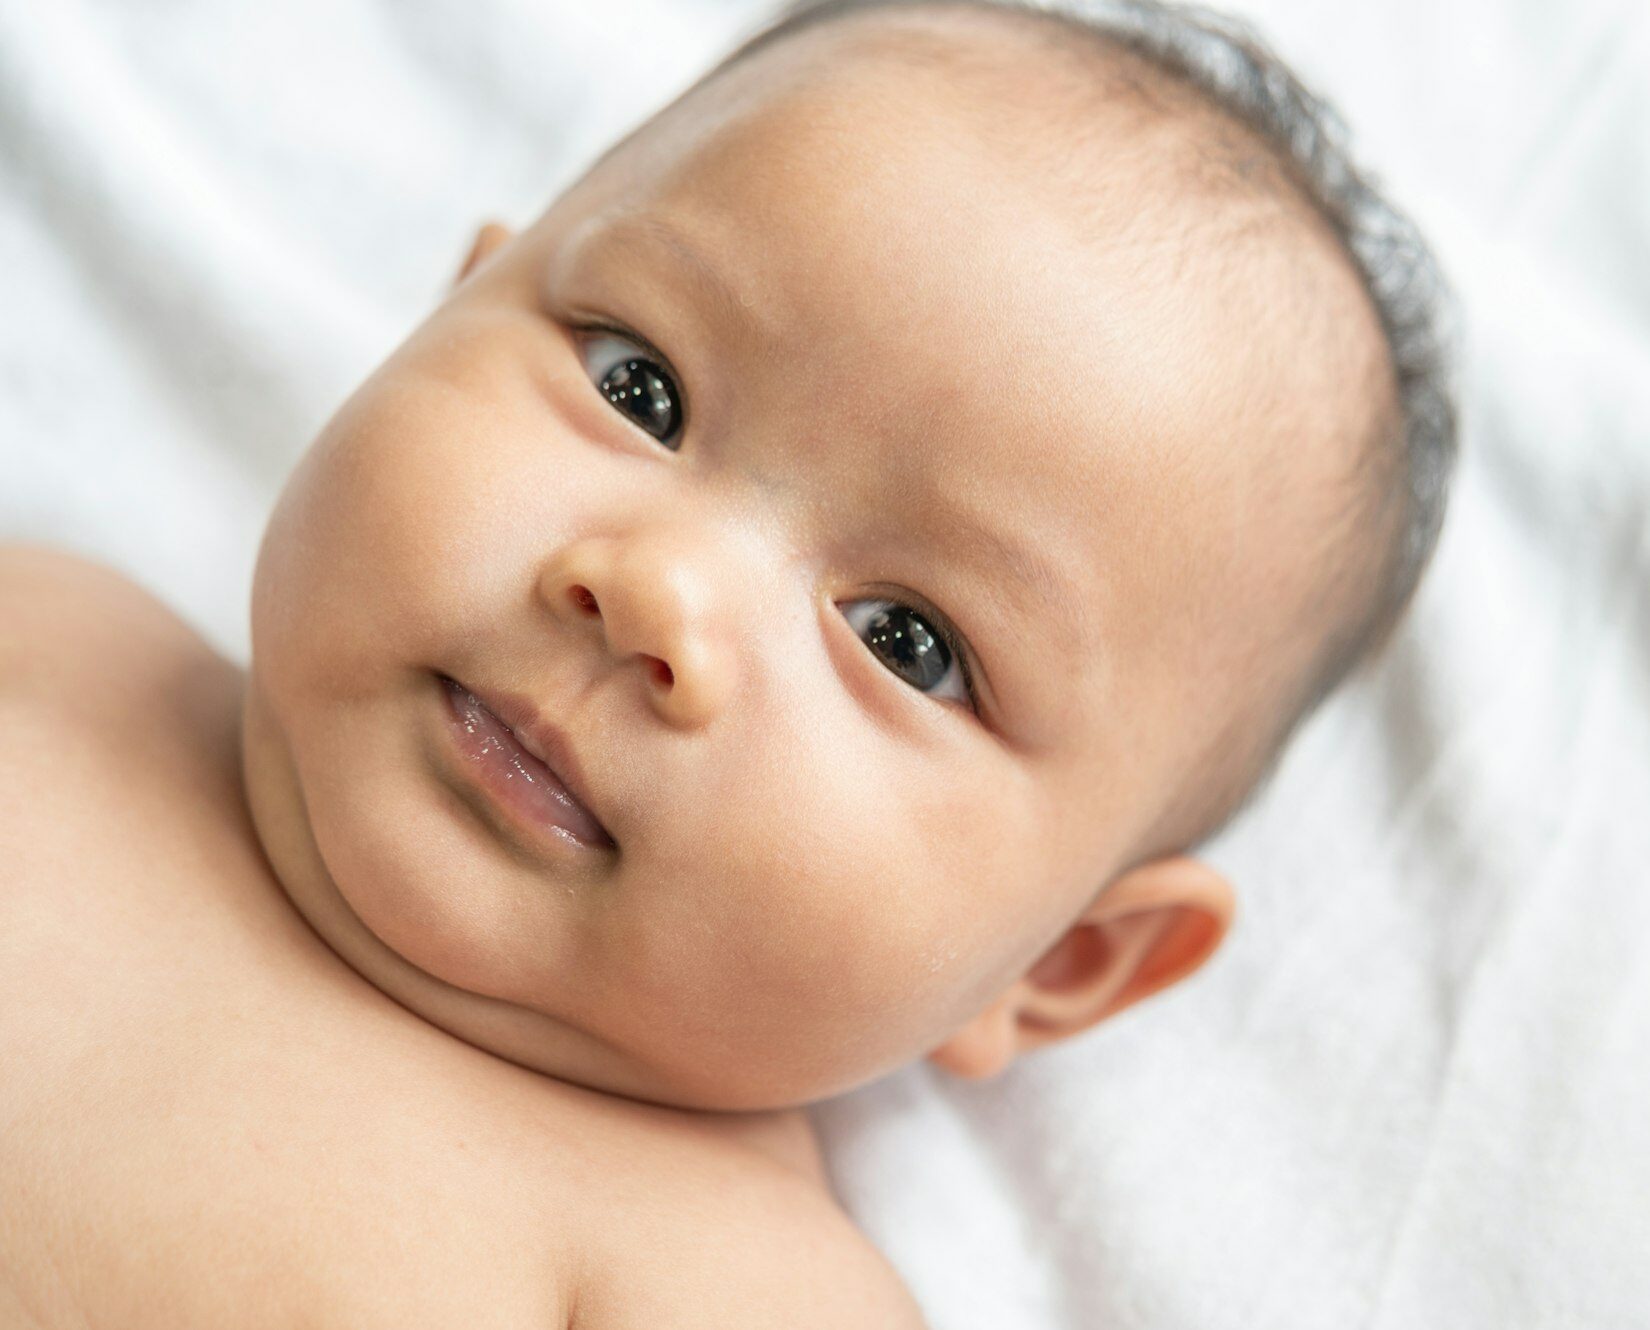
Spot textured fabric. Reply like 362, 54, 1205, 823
3, 1, 1645, 1325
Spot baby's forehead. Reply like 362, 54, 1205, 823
554, 6, 1388, 759
612, 5, 1381, 464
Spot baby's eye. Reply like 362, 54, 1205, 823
841, 598, 977, 711
576, 329, 684, 450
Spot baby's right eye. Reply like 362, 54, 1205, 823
576, 329, 685, 450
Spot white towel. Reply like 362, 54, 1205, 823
3, 1, 1645, 1325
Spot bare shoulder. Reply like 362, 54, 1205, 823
0, 542, 240, 898
0, 540, 211, 665
0, 541, 229, 722
571, 1158, 927, 1330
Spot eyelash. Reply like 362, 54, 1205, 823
575, 321, 982, 713
865, 589, 981, 712
578, 319, 688, 443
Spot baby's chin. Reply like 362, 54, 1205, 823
237, 672, 930, 1114
244, 687, 607, 1078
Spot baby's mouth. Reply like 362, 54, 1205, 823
436, 675, 617, 853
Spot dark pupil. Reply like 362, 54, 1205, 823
600, 357, 681, 445
866, 605, 951, 690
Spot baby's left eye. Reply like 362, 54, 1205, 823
577, 330, 684, 450
841, 598, 977, 711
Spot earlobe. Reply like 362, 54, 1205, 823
453, 220, 515, 288
926, 992, 1018, 1080
924, 855, 1235, 1080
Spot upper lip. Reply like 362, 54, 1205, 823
452, 677, 616, 848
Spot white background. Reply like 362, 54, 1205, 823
2, 1, 1647, 1326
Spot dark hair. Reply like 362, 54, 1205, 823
706, 0, 1461, 849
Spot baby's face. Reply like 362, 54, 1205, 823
245, 13, 1376, 1110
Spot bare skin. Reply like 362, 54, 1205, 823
0, 551, 916, 1327
0, 6, 1392, 1325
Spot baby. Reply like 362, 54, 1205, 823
0, 0, 1456, 1324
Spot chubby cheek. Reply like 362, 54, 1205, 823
598, 715, 1049, 1105
254, 352, 573, 705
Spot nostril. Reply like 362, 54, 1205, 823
569, 585, 599, 616
648, 657, 673, 688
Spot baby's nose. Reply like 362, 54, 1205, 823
565, 581, 676, 690
538, 534, 736, 731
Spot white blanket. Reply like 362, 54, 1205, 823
3, 1, 1646, 1325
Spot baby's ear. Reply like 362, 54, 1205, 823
926, 856, 1236, 1080
453, 220, 515, 288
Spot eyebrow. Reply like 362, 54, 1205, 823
599, 212, 768, 347
592, 212, 1093, 668
922, 485, 1092, 664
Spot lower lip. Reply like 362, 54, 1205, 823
438, 677, 616, 853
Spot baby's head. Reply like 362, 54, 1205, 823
243, 0, 1455, 1111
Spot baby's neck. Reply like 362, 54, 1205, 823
689, 1103, 828, 1187
230, 668, 831, 1196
